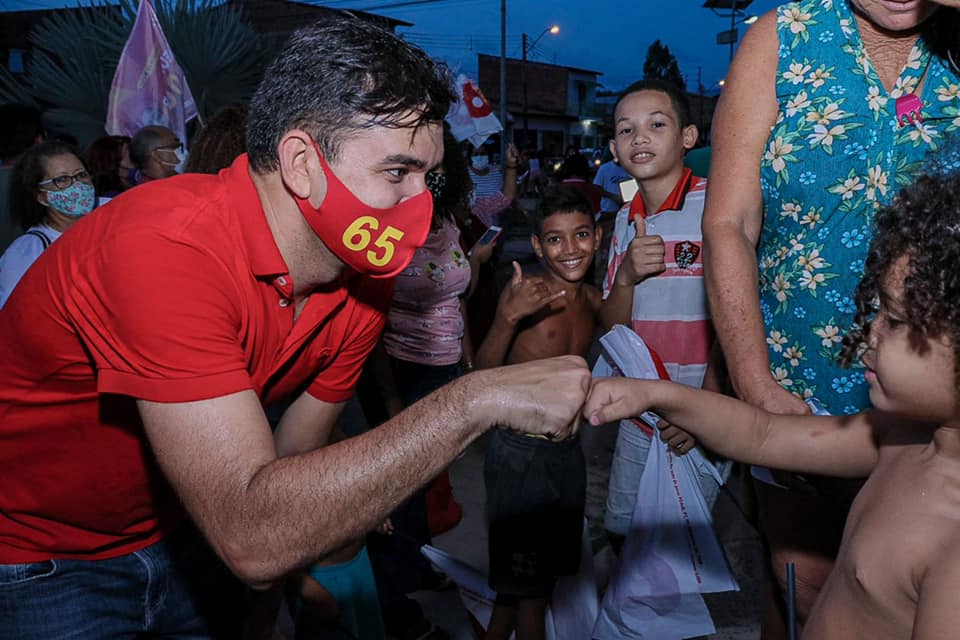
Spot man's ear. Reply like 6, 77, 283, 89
608, 138, 619, 165
593, 224, 602, 251
530, 233, 543, 260
681, 124, 699, 152
277, 130, 323, 201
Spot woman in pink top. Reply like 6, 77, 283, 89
369, 126, 496, 639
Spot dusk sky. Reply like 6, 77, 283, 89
376, 0, 785, 93
1, 0, 786, 93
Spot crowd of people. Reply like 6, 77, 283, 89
1, 2, 960, 640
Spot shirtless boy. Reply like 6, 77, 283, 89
585, 170, 960, 639
475, 186, 602, 640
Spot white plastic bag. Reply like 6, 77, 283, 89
592, 326, 738, 639
421, 518, 598, 640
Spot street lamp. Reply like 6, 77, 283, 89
520, 24, 559, 149
704, 0, 754, 62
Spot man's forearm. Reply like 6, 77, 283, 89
227, 375, 483, 585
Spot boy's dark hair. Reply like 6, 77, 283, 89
615, 79, 692, 128
246, 14, 455, 173
0, 104, 43, 161
533, 186, 596, 235
10, 140, 83, 231
841, 170, 960, 387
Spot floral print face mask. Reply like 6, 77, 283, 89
44, 181, 96, 218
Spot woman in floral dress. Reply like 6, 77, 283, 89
702, 0, 960, 636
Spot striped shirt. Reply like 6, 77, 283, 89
602, 170, 712, 388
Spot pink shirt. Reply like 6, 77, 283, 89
383, 218, 471, 366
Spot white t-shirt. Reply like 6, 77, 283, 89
0, 224, 62, 310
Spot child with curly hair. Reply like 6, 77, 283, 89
585, 166, 960, 639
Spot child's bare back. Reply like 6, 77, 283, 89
805, 423, 960, 639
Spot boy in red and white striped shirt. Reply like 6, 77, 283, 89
599, 79, 728, 549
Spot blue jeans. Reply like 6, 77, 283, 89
0, 525, 244, 639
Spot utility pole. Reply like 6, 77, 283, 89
521, 32, 529, 149
499, 0, 507, 161
520, 26, 558, 151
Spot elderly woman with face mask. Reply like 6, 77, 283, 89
0, 141, 96, 309
701, 1, 960, 636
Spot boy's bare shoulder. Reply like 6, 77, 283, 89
584, 283, 603, 315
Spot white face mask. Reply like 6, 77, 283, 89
471, 155, 490, 171
173, 148, 186, 173
158, 146, 186, 174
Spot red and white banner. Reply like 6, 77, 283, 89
445, 74, 502, 148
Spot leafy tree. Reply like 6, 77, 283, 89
0, 0, 270, 146
642, 40, 686, 90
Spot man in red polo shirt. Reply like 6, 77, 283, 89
0, 16, 591, 639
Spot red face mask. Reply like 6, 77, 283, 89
296, 142, 434, 278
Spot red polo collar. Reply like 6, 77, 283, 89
628, 167, 694, 222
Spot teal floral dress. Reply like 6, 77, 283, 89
757, 0, 960, 414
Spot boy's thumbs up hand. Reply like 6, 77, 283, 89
510, 260, 524, 286
615, 216, 666, 286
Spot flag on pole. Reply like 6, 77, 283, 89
106, 0, 197, 142
445, 74, 502, 148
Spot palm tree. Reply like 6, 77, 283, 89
0, 0, 270, 146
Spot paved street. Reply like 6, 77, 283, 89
415, 419, 766, 639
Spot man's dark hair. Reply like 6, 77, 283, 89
533, 186, 596, 235
246, 14, 455, 173
615, 78, 692, 128
840, 169, 960, 388
0, 104, 43, 162
10, 140, 82, 231
130, 125, 175, 169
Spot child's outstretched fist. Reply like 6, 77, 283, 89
585, 377, 660, 426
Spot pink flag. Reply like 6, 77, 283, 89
106, 0, 197, 141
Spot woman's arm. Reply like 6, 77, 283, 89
701, 11, 808, 415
